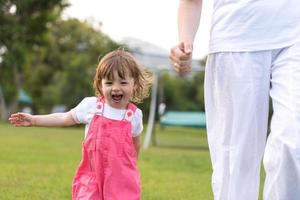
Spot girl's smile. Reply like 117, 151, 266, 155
111, 93, 123, 102
101, 71, 135, 109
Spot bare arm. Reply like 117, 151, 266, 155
170, 0, 203, 75
9, 111, 77, 127
133, 136, 141, 159
178, 0, 203, 46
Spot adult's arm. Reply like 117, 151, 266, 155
170, 0, 203, 75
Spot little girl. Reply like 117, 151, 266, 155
9, 49, 152, 200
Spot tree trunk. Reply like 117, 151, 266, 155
0, 85, 8, 120
9, 63, 22, 116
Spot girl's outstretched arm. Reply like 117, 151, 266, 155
9, 111, 76, 127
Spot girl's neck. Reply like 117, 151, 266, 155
105, 101, 129, 110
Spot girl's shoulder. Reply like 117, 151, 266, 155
82, 96, 97, 103
135, 107, 142, 116
127, 102, 142, 116
72, 97, 97, 124
132, 107, 143, 122
78, 96, 97, 107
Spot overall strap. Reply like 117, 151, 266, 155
95, 97, 105, 115
96, 96, 137, 121
123, 103, 137, 122
97, 96, 105, 103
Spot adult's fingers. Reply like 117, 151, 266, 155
173, 63, 192, 77
173, 62, 191, 71
179, 65, 192, 73
180, 42, 193, 55
169, 53, 192, 66
170, 47, 192, 62
178, 68, 192, 77
173, 62, 181, 73
170, 52, 192, 73
170, 43, 193, 76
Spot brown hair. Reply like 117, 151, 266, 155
93, 49, 152, 103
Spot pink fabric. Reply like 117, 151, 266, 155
72, 97, 140, 200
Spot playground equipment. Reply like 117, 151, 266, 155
160, 111, 206, 129
18, 89, 32, 104
142, 70, 206, 149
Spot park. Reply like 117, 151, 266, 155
0, 1, 275, 199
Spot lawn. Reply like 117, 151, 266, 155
0, 122, 264, 200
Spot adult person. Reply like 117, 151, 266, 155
169, 0, 300, 200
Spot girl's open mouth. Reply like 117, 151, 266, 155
112, 94, 123, 102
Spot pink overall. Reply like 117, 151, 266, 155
72, 97, 141, 200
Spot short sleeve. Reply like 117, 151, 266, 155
132, 108, 143, 137
70, 97, 97, 124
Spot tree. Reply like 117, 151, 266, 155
158, 70, 205, 113
0, 0, 67, 119
25, 18, 120, 113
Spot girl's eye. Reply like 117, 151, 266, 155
121, 81, 128, 85
105, 82, 112, 85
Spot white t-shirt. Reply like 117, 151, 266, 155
209, 0, 300, 53
71, 97, 143, 138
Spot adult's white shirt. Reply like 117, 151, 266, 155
209, 0, 300, 53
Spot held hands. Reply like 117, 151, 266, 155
9, 112, 35, 127
169, 42, 193, 76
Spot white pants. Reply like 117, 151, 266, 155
204, 42, 300, 200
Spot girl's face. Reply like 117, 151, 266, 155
101, 70, 135, 109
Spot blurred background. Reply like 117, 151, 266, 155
2, 1, 266, 200
0, 0, 212, 119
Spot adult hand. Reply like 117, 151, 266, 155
169, 42, 193, 76
9, 112, 35, 127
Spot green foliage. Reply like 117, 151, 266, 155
0, 58, 15, 102
193, 72, 205, 111
0, 0, 123, 115
159, 71, 205, 112
24, 19, 120, 113
0, 0, 186, 119
137, 95, 151, 121
0, 0, 68, 116
0, 0, 203, 119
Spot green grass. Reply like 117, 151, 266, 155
0, 122, 264, 200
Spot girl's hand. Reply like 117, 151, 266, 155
9, 112, 35, 127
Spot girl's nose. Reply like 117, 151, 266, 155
112, 83, 120, 91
